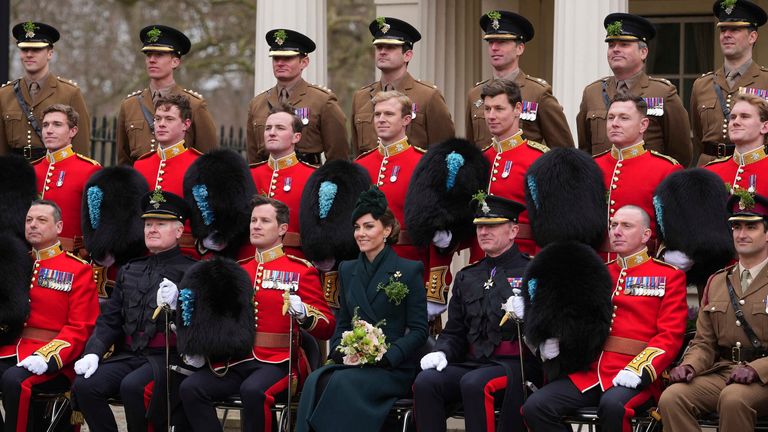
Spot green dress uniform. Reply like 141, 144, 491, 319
576, 72, 692, 166
295, 245, 428, 432
0, 74, 91, 158
246, 78, 349, 163
116, 85, 217, 165
691, 63, 768, 166
466, 72, 573, 149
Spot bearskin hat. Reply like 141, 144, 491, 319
0, 155, 37, 240
299, 160, 371, 263
183, 149, 256, 257
525, 148, 607, 248
654, 168, 734, 286
0, 232, 31, 345
81, 166, 148, 265
175, 257, 255, 361
404, 138, 490, 248
523, 241, 613, 378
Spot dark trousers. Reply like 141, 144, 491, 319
0, 357, 72, 432
179, 359, 287, 432
522, 377, 650, 432
413, 358, 538, 432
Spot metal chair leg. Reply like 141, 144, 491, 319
401, 409, 412, 432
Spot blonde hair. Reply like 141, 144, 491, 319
371, 90, 412, 117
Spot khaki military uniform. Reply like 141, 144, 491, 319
0, 74, 91, 157
466, 71, 573, 149
116, 84, 217, 165
690, 62, 768, 166
658, 265, 768, 432
576, 72, 692, 166
351, 72, 455, 156
246, 78, 348, 163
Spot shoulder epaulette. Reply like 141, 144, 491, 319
474, 78, 490, 87
649, 150, 680, 165
704, 155, 731, 166
607, 258, 618, 265
415, 79, 438, 89
125, 89, 144, 99
761, 66, 768, 73
182, 88, 204, 100
187, 147, 203, 156
237, 256, 254, 265
75, 153, 101, 166
526, 140, 550, 153
652, 257, 682, 270
649, 76, 674, 87
481, 143, 493, 153
700, 71, 714, 78
65, 252, 89, 265
249, 161, 268, 169
462, 259, 483, 270
287, 254, 313, 267
593, 149, 611, 158
56, 76, 79, 88
308, 82, 333, 95
0, 78, 19, 88
412, 146, 427, 154
589, 76, 611, 86
30, 155, 45, 165
299, 160, 319, 169
135, 150, 155, 161
358, 82, 377, 91
354, 147, 379, 160
525, 75, 549, 87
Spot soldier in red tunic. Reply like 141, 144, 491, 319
0, 200, 98, 432
32, 104, 100, 254
180, 195, 334, 432
593, 93, 682, 260
705, 93, 768, 196
523, 205, 687, 432
134, 94, 200, 258
250, 102, 317, 257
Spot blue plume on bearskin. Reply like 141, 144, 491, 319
183, 149, 255, 257
0, 155, 37, 241
81, 166, 148, 265
175, 257, 254, 361
404, 138, 490, 248
654, 168, 734, 286
300, 160, 371, 263
524, 148, 607, 248
523, 241, 613, 378
0, 232, 31, 345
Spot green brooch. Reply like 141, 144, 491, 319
146, 27, 162, 44
149, 188, 166, 209
274, 29, 287, 46
378, 271, 409, 305
23, 21, 37, 38
721, 0, 737, 15
606, 20, 623, 37
376, 17, 390, 34
487, 11, 502, 30
733, 187, 755, 210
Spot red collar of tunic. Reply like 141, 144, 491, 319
377, 137, 411, 157
616, 247, 651, 269
610, 141, 647, 161
255, 244, 285, 263
733, 146, 768, 166
157, 140, 187, 161
32, 241, 64, 261
492, 129, 525, 153
268, 152, 300, 170
45, 145, 75, 164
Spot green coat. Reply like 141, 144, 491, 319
296, 246, 428, 431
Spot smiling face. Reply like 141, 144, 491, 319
719, 26, 757, 61
353, 213, 391, 258
728, 100, 768, 149
606, 40, 646, 77
731, 220, 768, 260
19, 47, 52, 78
373, 97, 411, 145
483, 93, 521, 140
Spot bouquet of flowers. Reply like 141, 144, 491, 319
336, 308, 389, 366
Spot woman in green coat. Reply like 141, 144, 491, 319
296, 187, 428, 431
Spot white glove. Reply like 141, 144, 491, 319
427, 302, 448, 320
432, 230, 453, 248
502, 289, 525, 320
420, 351, 448, 371
202, 233, 226, 252
157, 278, 179, 310
18, 355, 48, 375
664, 250, 694, 272
74, 353, 100, 379
539, 338, 560, 361
182, 354, 206, 368
288, 294, 307, 320
613, 369, 642, 389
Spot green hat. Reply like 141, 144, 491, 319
352, 187, 389, 223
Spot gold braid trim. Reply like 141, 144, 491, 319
35, 339, 72, 370
425, 266, 449, 304
625, 346, 664, 381
304, 304, 330, 331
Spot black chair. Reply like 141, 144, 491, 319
389, 336, 437, 432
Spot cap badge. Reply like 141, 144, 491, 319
721, 0, 737, 15
274, 29, 287, 46
487, 11, 502, 31
733, 188, 755, 210
23, 21, 37, 38
150, 188, 166, 209
376, 17, 390, 34
606, 20, 623, 37
473, 190, 491, 214
146, 27, 162, 43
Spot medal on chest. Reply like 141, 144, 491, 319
283, 177, 292, 192
643, 97, 664, 117
501, 160, 513, 179
295, 107, 310, 126
56, 170, 65, 187
262, 269, 300, 293
624, 276, 666, 297
521, 100, 538, 121
37, 268, 74, 292
390, 165, 401, 183
484, 267, 497, 290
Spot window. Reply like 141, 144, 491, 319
646, 16, 716, 112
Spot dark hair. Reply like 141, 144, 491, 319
355, 208, 400, 244
481, 79, 522, 107
42, 103, 79, 128
155, 94, 192, 121
268, 101, 303, 133
30, 199, 62, 222
250, 194, 290, 226
609, 93, 647, 117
